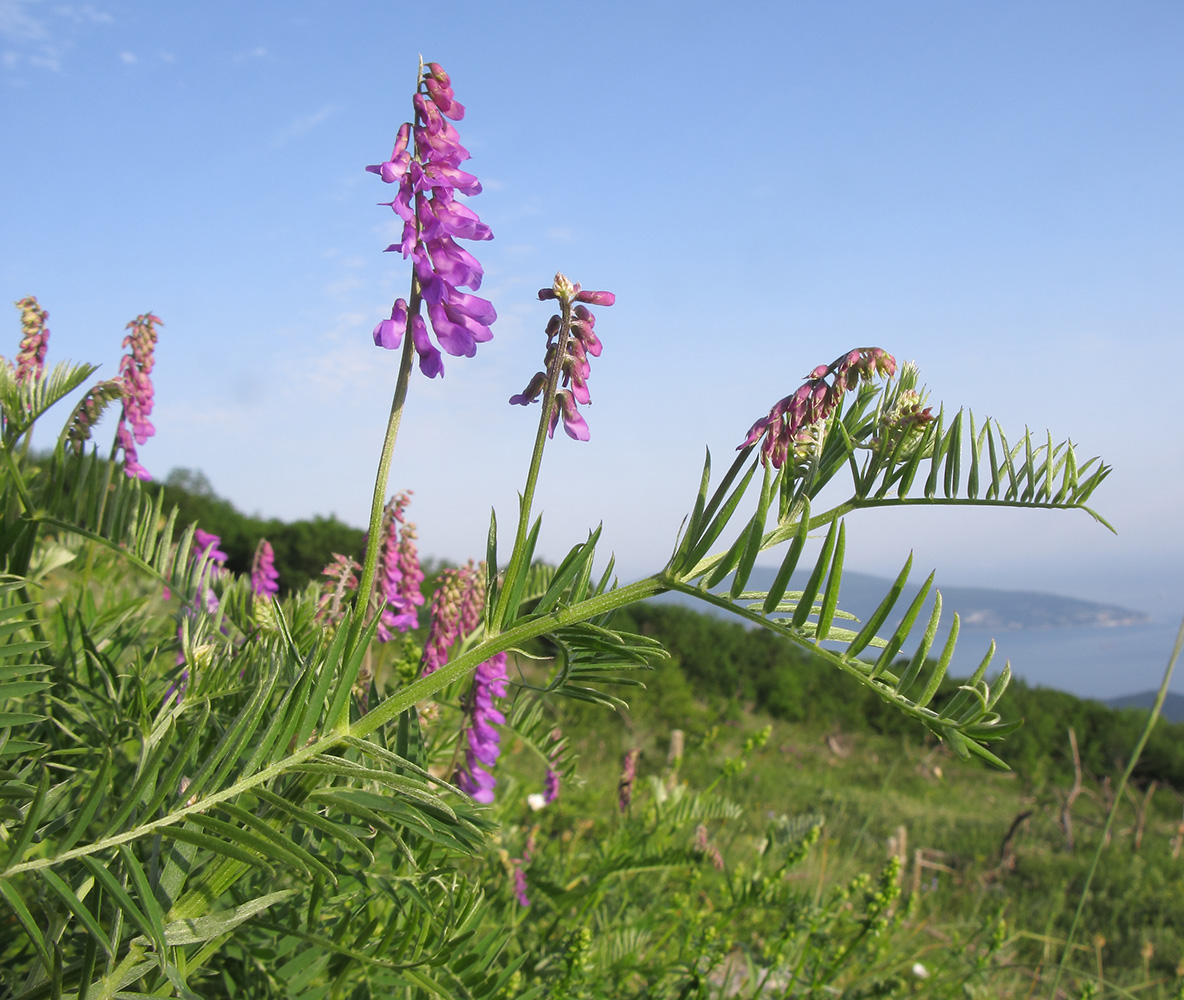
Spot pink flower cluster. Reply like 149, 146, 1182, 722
374, 491, 425, 641
192, 529, 227, 614
13, 296, 50, 384
316, 553, 362, 626
115, 313, 162, 480
65, 379, 124, 455
510, 273, 614, 441
370, 62, 495, 378
739, 348, 896, 469
420, 562, 485, 676
618, 748, 640, 813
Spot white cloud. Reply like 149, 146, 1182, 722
1, 0, 110, 72
117, 48, 133, 64
272, 104, 334, 147
234, 44, 268, 62
54, 4, 113, 25
0, 0, 48, 43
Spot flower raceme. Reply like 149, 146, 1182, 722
456, 650, 509, 804
250, 539, 280, 598
421, 562, 484, 677
373, 491, 425, 641
13, 296, 50, 384
739, 347, 896, 469
115, 312, 162, 480
510, 273, 614, 441
370, 61, 495, 378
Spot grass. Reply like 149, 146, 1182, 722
502, 665, 1184, 997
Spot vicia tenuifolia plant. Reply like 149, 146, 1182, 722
0, 57, 1115, 998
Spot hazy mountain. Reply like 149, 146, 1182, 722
1105, 691, 1184, 724
656, 567, 1151, 633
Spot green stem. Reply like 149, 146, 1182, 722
1, 440, 35, 515
347, 282, 421, 658
491, 292, 575, 633
1049, 613, 1184, 996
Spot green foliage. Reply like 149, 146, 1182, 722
0, 307, 1129, 997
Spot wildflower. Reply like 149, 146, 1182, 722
13, 296, 50, 384
512, 864, 530, 907
511, 828, 537, 907
420, 562, 484, 676
373, 491, 425, 641
192, 529, 227, 614
115, 312, 162, 479
618, 748, 640, 812
542, 727, 563, 804
65, 379, 124, 455
455, 650, 509, 804
510, 273, 613, 440
369, 61, 495, 378
250, 539, 280, 598
739, 347, 896, 469
316, 553, 362, 626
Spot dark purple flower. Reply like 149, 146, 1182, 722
114, 313, 162, 480
740, 347, 897, 469
511, 273, 612, 441
250, 539, 280, 598
13, 296, 49, 384
369, 62, 495, 378
455, 650, 509, 804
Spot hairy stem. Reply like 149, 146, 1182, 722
491, 293, 576, 633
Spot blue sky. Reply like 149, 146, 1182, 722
3, 1, 1182, 630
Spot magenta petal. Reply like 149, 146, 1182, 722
426, 301, 477, 357
373, 319, 400, 349
410, 313, 444, 378
445, 290, 497, 325
575, 289, 615, 306
427, 237, 483, 290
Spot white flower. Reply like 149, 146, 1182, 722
912, 962, 929, 979
527, 793, 547, 811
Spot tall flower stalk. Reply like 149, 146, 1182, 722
492, 272, 614, 632
351, 59, 493, 655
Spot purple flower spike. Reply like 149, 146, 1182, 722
250, 539, 280, 598
13, 296, 50, 384
114, 312, 163, 480
740, 347, 897, 469
456, 650, 509, 804
370, 62, 494, 376
513, 273, 612, 441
